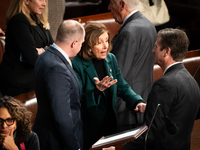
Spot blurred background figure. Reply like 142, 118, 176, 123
138, 0, 173, 32
72, 23, 146, 150
0, 28, 5, 36
48, 0, 65, 40
0, 0, 53, 97
0, 96, 39, 150
64, 0, 109, 19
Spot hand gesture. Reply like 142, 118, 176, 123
134, 103, 146, 113
93, 76, 117, 92
0, 128, 18, 150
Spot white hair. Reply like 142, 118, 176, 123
114, 0, 139, 10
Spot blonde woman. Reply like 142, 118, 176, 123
0, 0, 53, 97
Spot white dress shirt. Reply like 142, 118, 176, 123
51, 43, 72, 67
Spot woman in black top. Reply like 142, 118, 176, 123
0, 96, 40, 150
0, 0, 53, 96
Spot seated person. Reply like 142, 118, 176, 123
0, 96, 40, 150
72, 23, 146, 150
0, 0, 53, 96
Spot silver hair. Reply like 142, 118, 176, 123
114, 0, 139, 10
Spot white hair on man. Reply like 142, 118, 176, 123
114, 0, 139, 10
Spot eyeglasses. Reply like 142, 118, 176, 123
0, 118, 15, 126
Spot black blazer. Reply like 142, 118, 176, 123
33, 45, 83, 150
124, 63, 200, 150
0, 13, 53, 96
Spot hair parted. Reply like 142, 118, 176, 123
6, 0, 50, 29
0, 96, 33, 144
157, 28, 189, 61
78, 23, 112, 60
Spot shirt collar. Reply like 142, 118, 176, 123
51, 43, 72, 67
163, 62, 182, 75
122, 9, 138, 26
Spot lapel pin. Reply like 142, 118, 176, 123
110, 69, 112, 72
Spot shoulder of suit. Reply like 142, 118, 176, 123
128, 11, 154, 25
8, 13, 30, 25
10, 13, 27, 21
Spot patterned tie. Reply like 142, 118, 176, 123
68, 59, 72, 68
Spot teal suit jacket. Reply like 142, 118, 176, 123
72, 53, 143, 149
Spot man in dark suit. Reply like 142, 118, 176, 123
33, 20, 85, 150
108, 0, 157, 132
123, 28, 200, 150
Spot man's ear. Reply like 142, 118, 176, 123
164, 47, 171, 57
71, 40, 77, 48
119, 0, 125, 10
166, 47, 171, 55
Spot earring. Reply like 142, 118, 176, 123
89, 49, 92, 52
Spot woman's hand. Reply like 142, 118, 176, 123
0, 128, 19, 150
134, 103, 146, 113
94, 76, 117, 92
36, 48, 45, 55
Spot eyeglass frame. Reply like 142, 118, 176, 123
0, 118, 15, 126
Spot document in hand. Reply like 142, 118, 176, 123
90, 125, 148, 150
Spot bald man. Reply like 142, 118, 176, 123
33, 20, 85, 150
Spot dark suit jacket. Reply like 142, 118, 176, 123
0, 13, 53, 96
125, 63, 200, 150
72, 53, 143, 149
33, 45, 83, 150
111, 11, 157, 127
